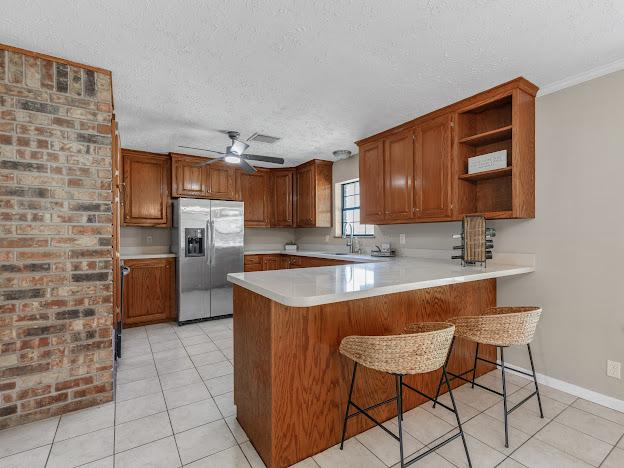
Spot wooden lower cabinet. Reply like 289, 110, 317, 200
122, 257, 175, 326
245, 254, 351, 272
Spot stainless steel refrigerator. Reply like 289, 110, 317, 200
171, 198, 244, 324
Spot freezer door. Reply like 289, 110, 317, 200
209, 200, 244, 317
176, 198, 211, 323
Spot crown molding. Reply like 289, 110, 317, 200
538, 57, 624, 97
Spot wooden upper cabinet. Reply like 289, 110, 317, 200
414, 113, 452, 219
171, 153, 206, 197
171, 153, 236, 200
359, 140, 384, 224
122, 257, 175, 326
240, 169, 270, 227
356, 77, 537, 224
271, 169, 294, 227
206, 164, 236, 199
295, 160, 332, 227
122, 149, 170, 227
383, 130, 414, 220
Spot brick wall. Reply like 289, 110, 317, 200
0, 47, 114, 429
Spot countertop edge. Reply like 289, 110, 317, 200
227, 264, 535, 307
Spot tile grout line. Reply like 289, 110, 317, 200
173, 321, 242, 466
598, 432, 624, 467
147, 325, 184, 467
43, 415, 61, 467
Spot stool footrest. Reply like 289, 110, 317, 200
346, 400, 400, 442
401, 382, 457, 415
404, 432, 462, 467
446, 370, 504, 397
508, 390, 538, 415
476, 356, 535, 378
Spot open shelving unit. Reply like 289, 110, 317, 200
454, 88, 535, 219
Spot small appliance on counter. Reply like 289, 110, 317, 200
371, 243, 396, 257
452, 215, 495, 267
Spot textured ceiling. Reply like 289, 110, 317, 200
2, 0, 624, 166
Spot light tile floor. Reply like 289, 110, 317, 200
1, 317, 623, 468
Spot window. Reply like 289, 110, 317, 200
341, 180, 374, 236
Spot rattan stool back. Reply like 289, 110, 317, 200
450, 307, 542, 346
339, 322, 455, 375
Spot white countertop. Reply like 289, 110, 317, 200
120, 253, 176, 260
227, 256, 534, 307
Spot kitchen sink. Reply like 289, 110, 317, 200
331, 253, 351, 255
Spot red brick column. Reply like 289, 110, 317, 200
0, 46, 114, 429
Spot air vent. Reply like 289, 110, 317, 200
247, 133, 281, 144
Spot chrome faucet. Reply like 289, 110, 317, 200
343, 222, 355, 254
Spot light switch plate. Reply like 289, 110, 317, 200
399, 234, 406, 245
607, 360, 621, 379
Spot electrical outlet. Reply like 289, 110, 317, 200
324, 235, 329, 242
607, 360, 621, 379
146, 235, 153, 245
399, 233, 406, 245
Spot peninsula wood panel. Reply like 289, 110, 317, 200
233, 279, 497, 467
122, 149, 170, 227
123, 258, 175, 326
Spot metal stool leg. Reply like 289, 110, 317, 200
433, 336, 455, 408
527, 344, 544, 418
471, 342, 480, 388
340, 362, 357, 450
396, 374, 405, 468
444, 366, 472, 468
500, 347, 509, 448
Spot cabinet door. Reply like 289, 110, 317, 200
279, 255, 291, 270
296, 164, 315, 226
206, 164, 235, 200
240, 170, 270, 227
383, 130, 414, 220
262, 255, 280, 271
414, 114, 452, 219
358, 140, 385, 224
272, 170, 294, 227
123, 258, 174, 326
172, 157, 206, 197
122, 150, 170, 227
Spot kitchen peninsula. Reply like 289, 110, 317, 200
227, 255, 534, 467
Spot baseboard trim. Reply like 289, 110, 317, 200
499, 361, 624, 413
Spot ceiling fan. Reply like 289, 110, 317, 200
178, 131, 285, 173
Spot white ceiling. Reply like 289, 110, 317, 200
2, 1, 624, 166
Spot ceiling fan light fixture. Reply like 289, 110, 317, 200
228, 140, 249, 156
224, 154, 241, 164
332, 149, 352, 160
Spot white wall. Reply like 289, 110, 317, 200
296, 70, 624, 400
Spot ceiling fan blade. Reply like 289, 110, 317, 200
197, 157, 225, 167
243, 154, 285, 164
178, 145, 226, 155
239, 159, 257, 174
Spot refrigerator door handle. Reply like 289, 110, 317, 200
209, 219, 215, 266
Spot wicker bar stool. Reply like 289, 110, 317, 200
433, 307, 543, 448
339, 322, 471, 468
